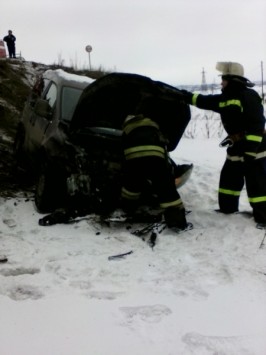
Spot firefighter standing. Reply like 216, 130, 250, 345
3, 30, 16, 58
120, 98, 191, 232
183, 62, 266, 226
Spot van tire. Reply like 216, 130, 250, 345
35, 162, 67, 213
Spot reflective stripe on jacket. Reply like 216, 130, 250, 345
122, 115, 167, 160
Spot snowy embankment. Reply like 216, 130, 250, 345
0, 136, 266, 355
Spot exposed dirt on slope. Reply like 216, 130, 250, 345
0, 134, 34, 198
0, 60, 49, 198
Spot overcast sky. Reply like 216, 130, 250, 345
2, 0, 266, 85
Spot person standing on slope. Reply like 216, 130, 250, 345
3, 30, 16, 58
182, 62, 266, 227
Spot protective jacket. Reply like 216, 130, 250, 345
121, 114, 187, 229
190, 82, 265, 158
187, 81, 266, 223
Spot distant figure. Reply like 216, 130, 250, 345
3, 30, 16, 58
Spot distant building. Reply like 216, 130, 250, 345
0, 40, 7, 58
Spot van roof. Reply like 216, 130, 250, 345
43, 69, 94, 89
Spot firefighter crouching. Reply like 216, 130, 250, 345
182, 62, 266, 226
120, 99, 191, 232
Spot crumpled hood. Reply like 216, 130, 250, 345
70, 72, 191, 152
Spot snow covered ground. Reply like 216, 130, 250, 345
0, 137, 266, 355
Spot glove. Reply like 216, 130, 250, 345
38, 209, 71, 226
219, 137, 234, 148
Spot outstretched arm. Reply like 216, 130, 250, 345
181, 90, 221, 112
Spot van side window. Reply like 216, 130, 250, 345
44, 83, 57, 109
61, 87, 83, 121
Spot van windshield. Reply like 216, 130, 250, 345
61, 86, 83, 121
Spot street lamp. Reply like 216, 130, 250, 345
85, 45, 92, 71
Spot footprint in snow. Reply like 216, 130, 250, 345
3, 218, 17, 228
0, 267, 40, 277
120, 304, 172, 323
6, 284, 44, 301
87, 290, 124, 300
182, 332, 255, 354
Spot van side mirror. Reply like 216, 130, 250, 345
34, 99, 52, 119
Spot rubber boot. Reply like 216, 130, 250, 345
164, 206, 188, 230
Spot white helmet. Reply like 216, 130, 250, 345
216, 62, 244, 76
215, 61, 254, 87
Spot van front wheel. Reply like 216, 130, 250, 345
35, 163, 67, 213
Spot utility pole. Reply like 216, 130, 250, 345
201, 67, 207, 91
261, 61, 264, 101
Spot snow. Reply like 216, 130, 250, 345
1, 137, 266, 355
44, 68, 95, 85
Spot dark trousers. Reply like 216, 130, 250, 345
122, 155, 182, 208
219, 152, 266, 223
7, 45, 16, 58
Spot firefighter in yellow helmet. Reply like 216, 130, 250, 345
182, 62, 266, 226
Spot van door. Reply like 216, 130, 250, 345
27, 82, 58, 152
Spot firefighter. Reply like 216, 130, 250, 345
120, 97, 191, 232
182, 62, 266, 226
